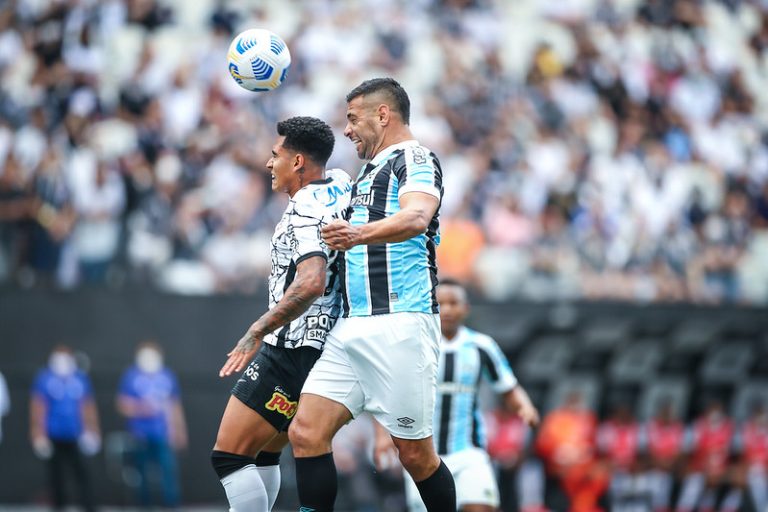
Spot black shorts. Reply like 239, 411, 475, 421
231, 342, 320, 432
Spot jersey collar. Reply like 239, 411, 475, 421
369, 139, 420, 166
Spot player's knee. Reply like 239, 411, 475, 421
288, 416, 324, 453
397, 445, 438, 477
210, 450, 257, 480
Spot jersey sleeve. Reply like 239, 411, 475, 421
477, 335, 518, 393
288, 196, 331, 265
395, 145, 442, 199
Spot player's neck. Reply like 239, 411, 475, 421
371, 125, 414, 159
288, 168, 325, 197
442, 327, 460, 341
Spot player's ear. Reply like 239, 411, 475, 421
293, 152, 305, 172
377, 104, 389, 125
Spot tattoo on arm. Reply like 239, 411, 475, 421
249, 258, 325, 339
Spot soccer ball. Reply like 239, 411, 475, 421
227, 29, 291, 92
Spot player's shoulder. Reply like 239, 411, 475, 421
396, 141, 435, 164
462, 326, 498, 349
293, 169, 352, 211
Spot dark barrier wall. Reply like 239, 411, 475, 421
1, 288, 766, 504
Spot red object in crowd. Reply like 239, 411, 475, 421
647, 417, 686, 465
741, 418, 768, 468
690, 416, 734, 475
598, 419, 640, 470
486, 410, 528, 466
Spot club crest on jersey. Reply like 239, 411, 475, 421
266, 391, 297, 418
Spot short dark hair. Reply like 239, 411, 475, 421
346, 77, 411, 125
276, 116, 335, 166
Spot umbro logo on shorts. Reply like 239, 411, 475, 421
397, 416, 415, 428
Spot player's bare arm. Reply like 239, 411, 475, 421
504, 385, 540, 427
219, 255, 327, 377
322, 191, 439, 250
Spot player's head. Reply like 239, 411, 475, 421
344, 77, 411, 160
437, 278, 469, 338
269, 116, 335, 196
135, 340, 164, 373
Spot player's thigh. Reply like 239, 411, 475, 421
454, 452, 501, 511
214, 395, 279, 455
349, 313, 440, 440
220, 343, 318, 454
300, 318, 366, 419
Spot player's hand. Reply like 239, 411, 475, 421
219, 330, 261, 377
322, 220, 361, 251
518, 402, 540, 427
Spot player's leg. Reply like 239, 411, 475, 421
403, 469, 429, 512
213, 343, 315, 511
212, 395, 280, 510
256, 432, 288, 511
449, 449, 500, 512
289, 393, 353, 512
289, 319, 364, 512
355, 313, 456, 511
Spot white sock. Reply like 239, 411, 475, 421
221, 465, 268, 511
257, 464, 281, 511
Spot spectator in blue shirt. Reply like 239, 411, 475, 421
116, 341, 187, 508
29, 345, 100, 512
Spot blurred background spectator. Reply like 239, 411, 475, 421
29, 344, 100, 512
116, 340, 187, 508
1, 0, 767, 303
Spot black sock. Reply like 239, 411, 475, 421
414, 460, 456, 512
294, 452, 337, 512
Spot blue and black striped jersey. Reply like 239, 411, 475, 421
340, 140, 443, 317
434, 326, 518, 456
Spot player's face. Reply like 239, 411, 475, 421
437, 285, 468, 336
344, 96, 381, 160
266, 136, 299, 195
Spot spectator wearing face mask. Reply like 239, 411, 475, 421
116, 341, 187, 508
29, 345, 100, 512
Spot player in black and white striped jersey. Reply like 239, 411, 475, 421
210, 116, 351, 511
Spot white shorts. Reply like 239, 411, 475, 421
301, 312, 440, 440
404, 447, 500, 511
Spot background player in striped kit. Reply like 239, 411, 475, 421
288, 78, 456, 512
210, 117, 351, 511
375, 279, 540, 512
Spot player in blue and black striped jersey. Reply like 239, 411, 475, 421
377, 279, 540, 512
289, 78, 456, 512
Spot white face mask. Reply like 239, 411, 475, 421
49, 352, 76, 376
136, 349, 163, 373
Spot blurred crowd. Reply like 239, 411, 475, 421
2, 0, 768, 303
331, 393, 768, 512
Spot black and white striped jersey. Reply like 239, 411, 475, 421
263, 169, 352, 350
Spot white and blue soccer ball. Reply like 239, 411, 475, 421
227, 28, 291, 92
